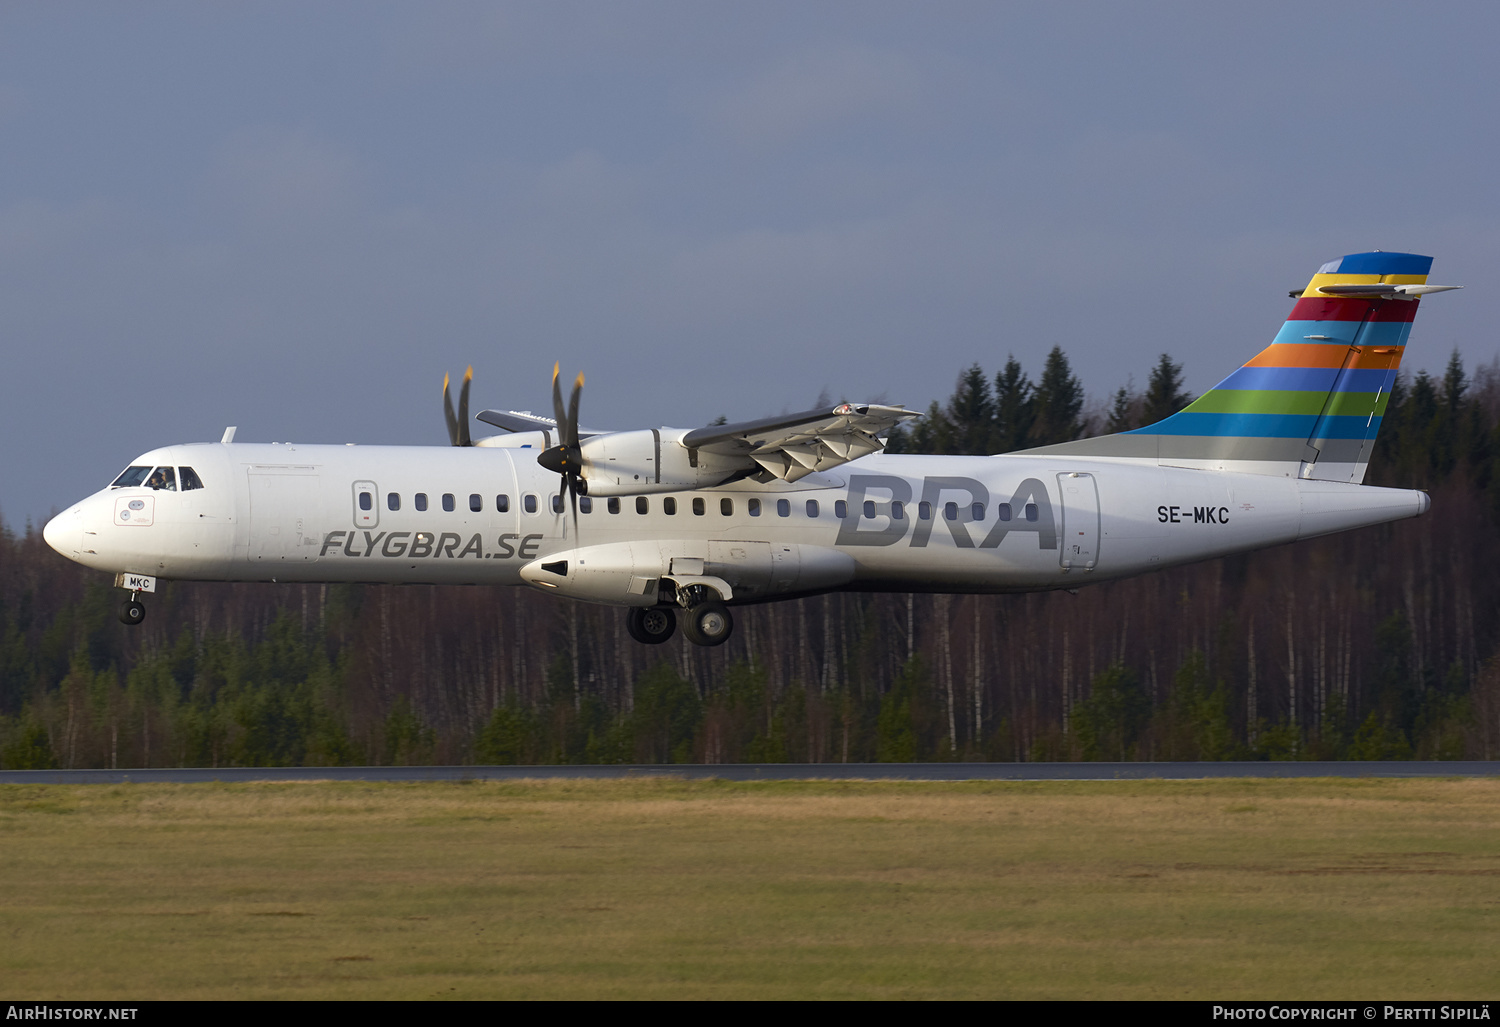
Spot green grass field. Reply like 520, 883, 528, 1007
2, 777, 1497, 999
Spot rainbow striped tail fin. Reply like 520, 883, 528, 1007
1027, 252, 1459, 482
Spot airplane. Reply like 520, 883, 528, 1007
43, 251, 1459, 647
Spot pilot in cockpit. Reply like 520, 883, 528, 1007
145, 467, 176, 491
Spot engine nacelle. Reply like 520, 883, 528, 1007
578, 429, 751, 496
520, 539, 856, 607
474, 430, 554, 450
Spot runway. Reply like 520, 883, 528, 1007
3, 760, 1497, 784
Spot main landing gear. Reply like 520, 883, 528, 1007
681, 601, 733, 647
626, 606, 676, 645
624, 600, 735, 648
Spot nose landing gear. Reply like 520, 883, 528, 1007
111, 573, 156, 627
119, 598, 145, 626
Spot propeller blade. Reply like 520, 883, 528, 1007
566, 372, 584, 449
443, 373, 459, 447
539, 364, 587, 540
458, 366, 473, 447
551, 363, 567, 434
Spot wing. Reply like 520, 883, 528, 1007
476, 409, 604, 438
680, 403, 919, 482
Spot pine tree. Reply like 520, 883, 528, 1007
1105, 382, 1142, 434
895, 400, 947, 454
1142, 353, 1191, 426
1029, 346, 1083, 446
993, 356, 1035, 452
943, 364, 998, 455
1444, 348, 1467, 410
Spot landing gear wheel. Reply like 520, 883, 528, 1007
626, 606, 676, 645
119, 600, 145, 626
681, 601, 733, 647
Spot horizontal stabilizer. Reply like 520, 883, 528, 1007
1316, 283, 1461, 299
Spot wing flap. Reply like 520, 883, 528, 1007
684, 403, 917, 482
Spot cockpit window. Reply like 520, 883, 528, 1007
111, 466, 152, 488
179, 467, 204, 491
145, 467, 177, 491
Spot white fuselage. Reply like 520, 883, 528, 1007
44, 440, 1429, 604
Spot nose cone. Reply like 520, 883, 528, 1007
43, 506, 81, 559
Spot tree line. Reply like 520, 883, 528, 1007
4, 346, 1500, 768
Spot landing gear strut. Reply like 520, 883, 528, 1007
626, 606, 676, 645
119, 598, 145, 626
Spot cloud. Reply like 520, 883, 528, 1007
707, 44, 923, 149
211, 125, 365, 227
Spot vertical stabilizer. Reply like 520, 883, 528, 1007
1024, 252, 1457, 482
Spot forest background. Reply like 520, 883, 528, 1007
5, 346, 1500, 769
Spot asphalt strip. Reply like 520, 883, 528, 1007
2, 761, 1498, 784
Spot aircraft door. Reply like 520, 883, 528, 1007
1056, 471, 1100, 572
353, 480, 378, 528
248, 467, 324, 563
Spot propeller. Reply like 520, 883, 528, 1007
537, 363, 585, 537
443, 366, 474, 447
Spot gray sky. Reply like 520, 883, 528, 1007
5, 1, 1494, 526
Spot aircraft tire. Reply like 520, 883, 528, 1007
682, 602, 733, 647
119, 600, 145, 627
626, 606, 676, 645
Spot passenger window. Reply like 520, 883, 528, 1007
580, 497, 592, 514
469, 494, 482, 512
863, 500, 876, 519
388, 493, 400, 511
496, 494, 510, 513
748, 498, 761, 517
834, 500, 847, 519
806, 500, 819, 517
415, 493, 429, 512
972, 503, 985, 521
111, 466, 152, 488
1025, 503, 1039, 522
664, 497, 677, 515
551, 494, 564, 514
945, 502, 958, 521
524, 494, 537, 514
692, 498, 705, 516
998, 503, 1012, 522
721, 498, 733, 516
443, 494, 456, 512
359, 492, 373, 511
891, 501, 904, 520
146, 467, 176, 491
919, 501, 931, 520
777, 499, 790, 517
179, 467, 205, 491
608, 498, 621, 514
636, 497, 649, 514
